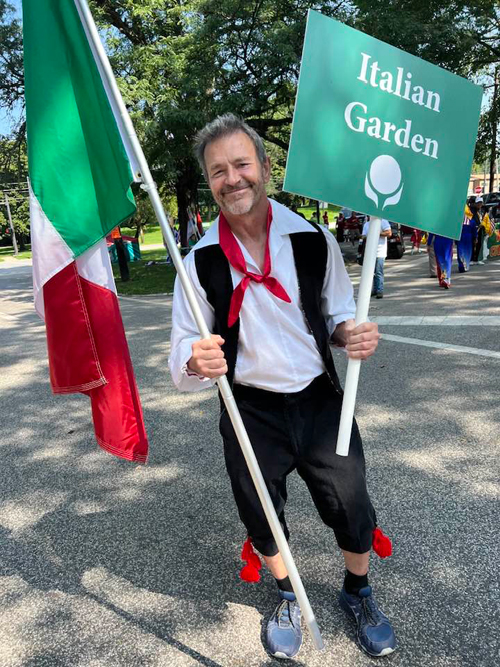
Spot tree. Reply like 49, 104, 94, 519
0, 0, 26, 173
89, 0, 357, 243
353, 1, 500, 191
353, 1, 499, 76
0, 138, 29, 249
0, 1, 24, 117
89, 0, 214, 248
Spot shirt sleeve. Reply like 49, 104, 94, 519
381, 219, 391, 232
320, 228, 356, 336
168, 252, 218, 392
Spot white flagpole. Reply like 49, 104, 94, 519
74, 0, 324, 650
336, 217, 381, 456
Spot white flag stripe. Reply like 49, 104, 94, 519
76, 239, 117, 295
29, 184, 73, 319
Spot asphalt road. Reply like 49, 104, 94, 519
0, 246, 499, 667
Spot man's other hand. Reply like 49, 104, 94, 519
187, 335, 228, 378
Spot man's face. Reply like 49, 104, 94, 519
204, 131, 270, 216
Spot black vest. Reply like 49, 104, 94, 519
194, 222, 343, 394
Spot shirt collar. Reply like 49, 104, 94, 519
190, 198, 319, 252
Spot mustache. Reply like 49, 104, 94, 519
221, 182, 252, 195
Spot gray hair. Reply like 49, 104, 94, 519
193, 113, 267, 179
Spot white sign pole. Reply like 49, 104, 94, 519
75, 0, 324, 650
336, 217, 381, 456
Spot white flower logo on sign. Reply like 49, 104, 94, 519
365, 155, 404, 210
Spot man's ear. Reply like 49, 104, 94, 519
263, 156, 271, 183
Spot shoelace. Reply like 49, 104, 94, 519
276, 600, 295, 628
361, 595, 382, 625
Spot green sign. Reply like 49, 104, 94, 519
284, 11, 483, 240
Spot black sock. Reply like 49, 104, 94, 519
275, 576, 294, 594
344, 569, 369, 595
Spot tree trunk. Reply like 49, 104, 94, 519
490, 68, 498, 193
175, 182, 189, 253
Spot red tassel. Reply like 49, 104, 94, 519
240, 563, 261, 583
240, 537, 262, 582
372, 527, 392, 558
241, 538, 253, 561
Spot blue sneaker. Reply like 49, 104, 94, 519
339, 585, 396, 657
265, 590, 302, 659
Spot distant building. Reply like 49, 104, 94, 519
469, 173, 500, 195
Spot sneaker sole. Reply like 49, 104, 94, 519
269, 636, 303, 661
272, 650, 297, 660
359, 643, 396, 658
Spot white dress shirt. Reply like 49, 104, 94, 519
169, 199, 356, 393
362, 219, 391, 258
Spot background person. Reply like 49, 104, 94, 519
429, 233, 453, 289
361, 218, 392, 299
410, 228, 423, 254
471, 196, 485, 265
426, 233, 437, 278
336, 211, 345, 243
457, 198, 478, 272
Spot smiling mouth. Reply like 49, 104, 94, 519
224, 186, 250, 196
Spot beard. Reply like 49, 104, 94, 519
214, 174, 267, 216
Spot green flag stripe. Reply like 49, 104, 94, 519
23, 0, 136, 258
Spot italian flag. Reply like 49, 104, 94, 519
22, 0, 148, 463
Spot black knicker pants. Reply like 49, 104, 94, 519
219, 373, 377, 558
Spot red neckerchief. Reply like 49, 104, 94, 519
218, 205, 291, 327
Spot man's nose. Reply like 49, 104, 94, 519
225, 165, 241, 186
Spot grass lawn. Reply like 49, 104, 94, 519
297, 204, 341, 225
121, 225, 164, 245
0, 246, 32, 260
112, 248, 177, 295
121, 203, 341, 244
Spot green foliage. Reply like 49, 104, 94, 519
353, 1, 499, 76
9, 196, 29, 235
353, 2, 500, 181
0, 1, 23, 116
1, 0, 498, 219
0, 138, 29, 244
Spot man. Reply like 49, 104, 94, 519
169, 114, 396, 660
361, 217, 392, 298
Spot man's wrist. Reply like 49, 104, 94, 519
331, 322, 348, 347
184, 360, 205, 379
